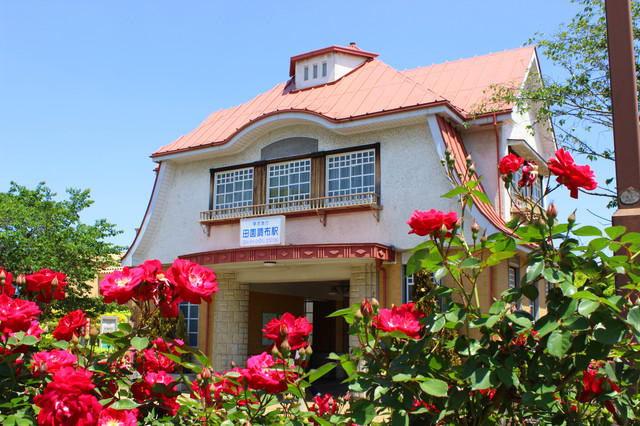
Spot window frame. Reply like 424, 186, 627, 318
326, 148, 376, 198
313, 63, 318, 79
211, 167, 255, 211
178, 302, 199, 348
322, 61, 327, 77
304, 66, 309, 81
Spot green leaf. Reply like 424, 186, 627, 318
118, 323, 132, 333
605, 226, 626, 240
131, 336, 149, 352
52, 340, 70, 351
522, 284, 539, 301
621, 232, 640, 245
434, 267, 447, 282
573, 226, 602, 237
350, 399, 377, 425
507, 312, 532, 329
470, 368, 492, 390
460, 257, 481, 269
486, 251, 515, 266
419, 377, 448, 397
593, 319, 626, 345
533, 316, 560, 338
442, 187, 468, 198
496, 367, 513, 388
110, 399, 139, 410
18, 335, 40, 346
525, 261, 544, 283
505, 216, 520, 230
470, 190, 491, 204
406, 250, 427, 275
543, 267, 564, 283
547, 329, 572, 358
577, 299, 599, 317
305, 363, 335, 383
628, 306, 640, 332
392, 373, 413, 382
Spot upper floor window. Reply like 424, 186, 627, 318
313, 64, 318, 79
214, 168, 254, 209
327, 149, 375, 197
267, 159, 311, 204
322, 62, 327, 77
304, 66, 309, 81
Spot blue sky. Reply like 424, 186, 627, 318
0, 1, 613, 248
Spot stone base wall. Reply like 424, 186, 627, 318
349, 263, 377, 348
211, 273, 249, 372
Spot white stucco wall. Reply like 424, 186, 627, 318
131, 120, 460, 264
294, 52, 367, 90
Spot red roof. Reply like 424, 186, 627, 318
153, 46, 536, 158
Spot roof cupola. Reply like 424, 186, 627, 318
290, 43, 378, 90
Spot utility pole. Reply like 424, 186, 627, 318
605, 0, 640, 293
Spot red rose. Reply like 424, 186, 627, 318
262, 312, 312, 351
30, 349, 78, 378
25, 269, 68, 303
310, 393, 339, 416
578, 369, 620, 413
99, 266, 146, 304
97, 408, 138, 426
131, 370, 179, 415
407, 209, 458, 237
33, 367, 102, 426
135, 338, 183, 374
243, 352, 296, 394
374, 302, 425, 339
499, 154, 525, 174
0, 294, 41, 334
547, 148, 597, 198
167, 259, 218, 304
52, 309, 87, 341
0, 267, 15, 296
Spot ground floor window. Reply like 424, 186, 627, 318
179, 302, 199, 348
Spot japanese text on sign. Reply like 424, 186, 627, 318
240, 216, 285, 247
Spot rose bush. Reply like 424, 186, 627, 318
1, 147, 639, 425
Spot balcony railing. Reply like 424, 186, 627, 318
199, 192, 381, 225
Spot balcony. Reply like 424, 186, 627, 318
199, 192, 382, 229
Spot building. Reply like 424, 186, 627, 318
122, 44, 555, 371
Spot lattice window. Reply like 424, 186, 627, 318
327, 149, 375, 197
267, 159, 311, 204
214, 168, 254, 210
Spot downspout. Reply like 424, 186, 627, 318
375, 259, 387, 308
205, 299, 212, 359
493, 113, 503, 218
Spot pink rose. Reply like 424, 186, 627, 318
243, 352, 296, 394
262, 312, 312, 351
518, 161, 538, 188
0, 294, 41, 334
97, 408, 138, 426
547, 148, 597, 198
407, 209, 458, 237
52, 309, 87, 341
33, 367, 102, 426
499, 154, 525, 174
374, 302, 425, 339
167, 258, 218, 304
99, 266, 146, 304
30, 349, 78, 378
25, 269, 68, 303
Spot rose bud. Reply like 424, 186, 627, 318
445, 148, 452, 159
305, 345, 313, 357
354, 309, 363, 321
468, 164, 476, 176
196, 373, 202, 382
201, 368, 211, 380
89, 327, 99, 338
471, 222, 480, 233
16, 274, 26, 286
361, 300, 373, 318
441, 158, 446, 167
271, 345, 281, 358
230, 361, 236, 368
71, 334, 80, 345
0, 270, 5, 282
280, 339, 291, 357
466, 155, 473, 167
371, 298, 379, 308
568, 211, 576, 224
546, 203, 557, 220
439, 223, 449, 238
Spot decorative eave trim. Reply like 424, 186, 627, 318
180, 243, 395, 265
